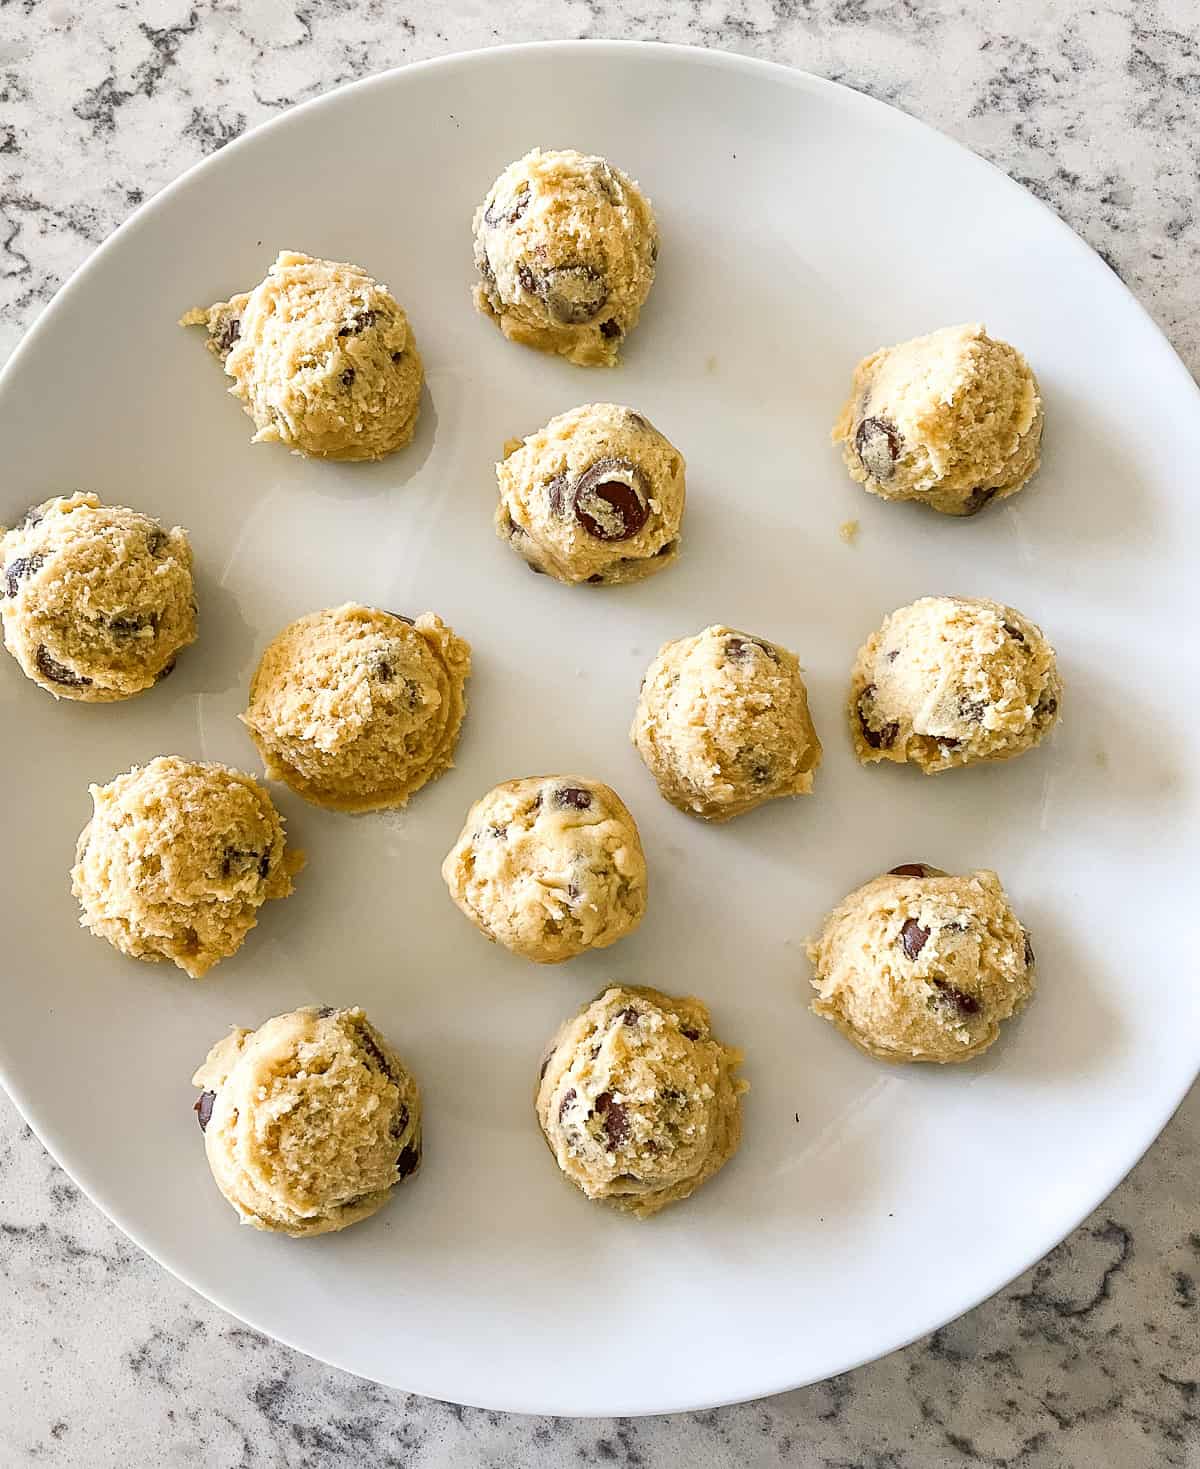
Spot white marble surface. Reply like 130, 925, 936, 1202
2, 3, 1198, 1463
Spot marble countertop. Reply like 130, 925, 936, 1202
2, 3, 1197, 1464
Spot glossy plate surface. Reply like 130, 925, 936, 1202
1, 41, 1197, 1416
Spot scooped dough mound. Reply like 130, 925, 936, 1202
242, 604, 471, 812
535, 985, 747, 1217
442, 775, 647, 963
632, 624, 822, 821
71, 756, 303, 978
832, 323, 1043, 515
849, 595, 1061, 773
472, 148, 658, 366
808, 864, 1035, 1063
182, 250, 423, 461
496, 403, 685, 585
0, 493, 195, 701
192, 1005, 421, 1237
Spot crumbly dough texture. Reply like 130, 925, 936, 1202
472, 148, 658, 367
536, 985, 747, 1217
182, 250, 423, 461
632, 624, 822, 821
0, 493, 195, 701
496, 403, 685, 585
808, 865, 1035, 1063
72, 756, 303, 978
192, 1006, 421, 1237
441, 776, 647, 963
243, 604, 471, 812
832, 323, 1043, 516
849, 596, 1061, 774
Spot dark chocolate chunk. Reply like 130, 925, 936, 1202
1024, 932, 1035, 967
213, 315, 241, 357
555, 786, 592, 811
194, 1091, 216, 1131
516, 262, 538, 295
385, 611, 415, 625
542, 263, 608, 325
857, 686, 898, 749
1003, 622, 1025, 643
341, 367, 356, 387
594, 1091, 629, 1149
586, 573, 605, 584
258, 852, 271, 880
108, 613, 156, 636
155, 658, 177, 683
390, 1103, 410, 1139
558, 1087, 576, 1122
680, 1027, 700, 1042
599, 318, 622, 340
337, 309, 376, 337
484, 184, 530, 227
931, 978, 981, 1016
899, 917, 930, 960
5, 553, 44, 598
35, 646, 90, 688
889, 863, 930, 878
396, 1141, 421, 1179
963, 486, 999, 516
621, 1007, 639, 1026
573, 457, 649, 542
146, 528, 169, 557
854, 417, 902, 480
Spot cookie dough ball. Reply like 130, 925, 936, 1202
1, 493, 195, 701
496, 404, 685, 586
442, 776, 647, 964
850, 596, 1061, 774
473, 148, 658, 367
182, 251, 423, 461
832, 323, 1043, 516
536, 986, 747, 1217
808, 865, 1035, 1063
632, 625, 822, 822
243, 605, 471, 812
192, 1006, 421, 1237
72, 757, 303, 978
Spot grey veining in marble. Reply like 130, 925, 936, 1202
1, 2, 1198, 1465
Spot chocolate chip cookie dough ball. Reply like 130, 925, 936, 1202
193, 1006, 421, 1237
632, 625, 822, 822
832, 323, 1043, 516
496, 404, 685, 586
442, 776, 647, 964
182, 251, 423, 461
72, 757, 303, 978
0, 493, 195, 701
808, 865, 1035, 1063
473, 148, 658, 367
243, 605, 471, 813
536, 986, 747, 1217
849, 596, 1061, 774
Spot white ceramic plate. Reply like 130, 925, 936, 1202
2, 41, 1197, 1417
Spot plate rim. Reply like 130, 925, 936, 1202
2, 37, 1198, 1416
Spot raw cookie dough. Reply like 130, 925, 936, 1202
243, 605, 471, 812
472, 148, 658, 367
632, 625, 822, 822
182, 250, 423, 461
0, 493, 195, 701
496, 403, 685, 585
192, 1005, 421, 1237
441, 775, 647, 963
72, 756, 303, 978
849, 596, 1061, 773
808, 864, 1035, 1063
535, 985, 747, 1217
832, 323, 1043, 516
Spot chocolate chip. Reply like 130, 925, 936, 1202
594, 1092, 629, 1150
390, 1103, 410, 1139
385, 611, 415, 625
857, 686, 898, 749
599, 318, 622, 340
725, 636, 779, 664
621, 1007, 639, 1025
357, 1029, 394, 1081
194, 1091, 215, 1131
146, 528, 169, 557
650, 238, 659, 264
316, 1006, 337, 1018
586, 573, 605, 584
516, 262, 537, 295
573, 457, 649, 542
542, 263, 608, 325
155, 658, 177, 683
680, 1027, 700, 1042
899, 917, 930, 960
538, 1053, 551, 1081
1003, 622, 1025, 643
1024, 932, 1035, 967
655, 540, 675, 557
504, 514, 525, 539
1036, 694, 1058, 721
750, 761, 773, 785
396, 1141, 421, 1179
213, 315, 241, 356
341, 367, 356, 388
889, 863, 930, 878
931, 978, 981, 1016
558, 1087, 576, 1122
546, 475, 567, 516
258, 852, 270, 880
959, 698, 986, 723
854, 417, 902, 480
35, 646, 90, 688
337, 309, 376, 337
963, 486, 999, 516
391, 350, 405, 363
220, 846, 268, 880
372, 656, 394, 682
108, 613, 155, 636
484, 184, 530, 227
5, 553, 43, 598
555, 786, 592, 811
